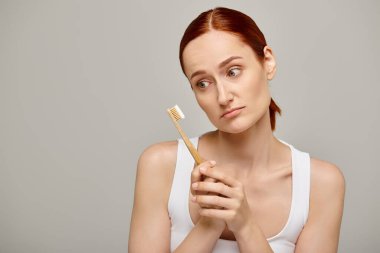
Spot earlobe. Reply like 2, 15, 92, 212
267, 63, 276, 80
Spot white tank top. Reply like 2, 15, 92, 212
168, 137, 310, 253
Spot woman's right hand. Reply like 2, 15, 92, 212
191, 160, 217, 200
191, 160, 226, 231
191, 161, 224, 210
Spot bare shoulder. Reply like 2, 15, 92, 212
310, 157, 345, 192
138, 140, 178, 169
132, 140, 179, 216
137, 140, 178, 185
309, 157, 346, 208
129, 142, 178, 252
294, 157, 346, 251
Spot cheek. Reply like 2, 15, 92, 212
196, 94, 211, 112
195, 93, 219, 119
245, 72, 270, 101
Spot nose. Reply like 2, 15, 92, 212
216, 82, 233, 106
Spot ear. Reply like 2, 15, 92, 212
263, 46, 277, 80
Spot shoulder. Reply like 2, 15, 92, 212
294, 158, 345, 250
129, 141, 178, 252
138, 140, 178, 166
133, 140, 179, 209
310, 157, 345, 193
309, 157, 346, 209
137, 140, 178, 180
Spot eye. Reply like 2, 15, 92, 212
196, 80, 211, 89
227, 67, 241, 77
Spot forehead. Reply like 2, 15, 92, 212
182, 30, 255, 75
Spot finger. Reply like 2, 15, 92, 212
193, 181, 217, 197
193, 195, 237, 210
191, 160, 216, 183
190, 190, 218, 209
199, 166, 240, 188
199, 208, 233, 220
198, 202, 221, 209
192, 181, 235, 198
199, 162, 217, 182
191, 169, 200, 196
191, 160, 216, 195
203, 176, 218, 183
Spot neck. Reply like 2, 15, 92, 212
214, 109, 280, 171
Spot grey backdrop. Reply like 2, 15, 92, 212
1, 0, 379, 252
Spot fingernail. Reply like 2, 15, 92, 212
192, 183, 198, 189
191, 195, 196, 202
210, 160, 216, 166
200, 167, 207, 173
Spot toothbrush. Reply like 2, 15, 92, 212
167, 105, 203, 165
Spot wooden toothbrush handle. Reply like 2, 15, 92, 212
179, 130, 203, 165
168, 113, 203, 165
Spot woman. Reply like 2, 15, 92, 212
129, 7, 345, 253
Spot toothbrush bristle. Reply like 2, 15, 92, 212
169, 104, 185, 121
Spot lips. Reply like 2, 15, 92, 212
221, 106, 245, 118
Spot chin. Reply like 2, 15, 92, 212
221, 127, 250, 135
213, 113, 264, 134
214, 121, 253, 134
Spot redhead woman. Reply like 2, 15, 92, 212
129, 7, 345, 253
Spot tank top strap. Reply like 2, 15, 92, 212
275, 139, 311, 242
168, 137, 199, 232
291, 145, 311, 225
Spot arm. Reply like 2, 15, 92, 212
128, 143, 226, 253
295, 159, 346, 253
173, 217, 225, 253
128, 143, 173, 252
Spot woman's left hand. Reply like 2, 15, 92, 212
191, 164, 254, 234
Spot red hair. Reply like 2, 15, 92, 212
179, 7, 282, 131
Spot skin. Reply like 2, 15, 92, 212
129, 30, 345, 253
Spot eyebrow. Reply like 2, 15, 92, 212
189, 56, 242, 80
